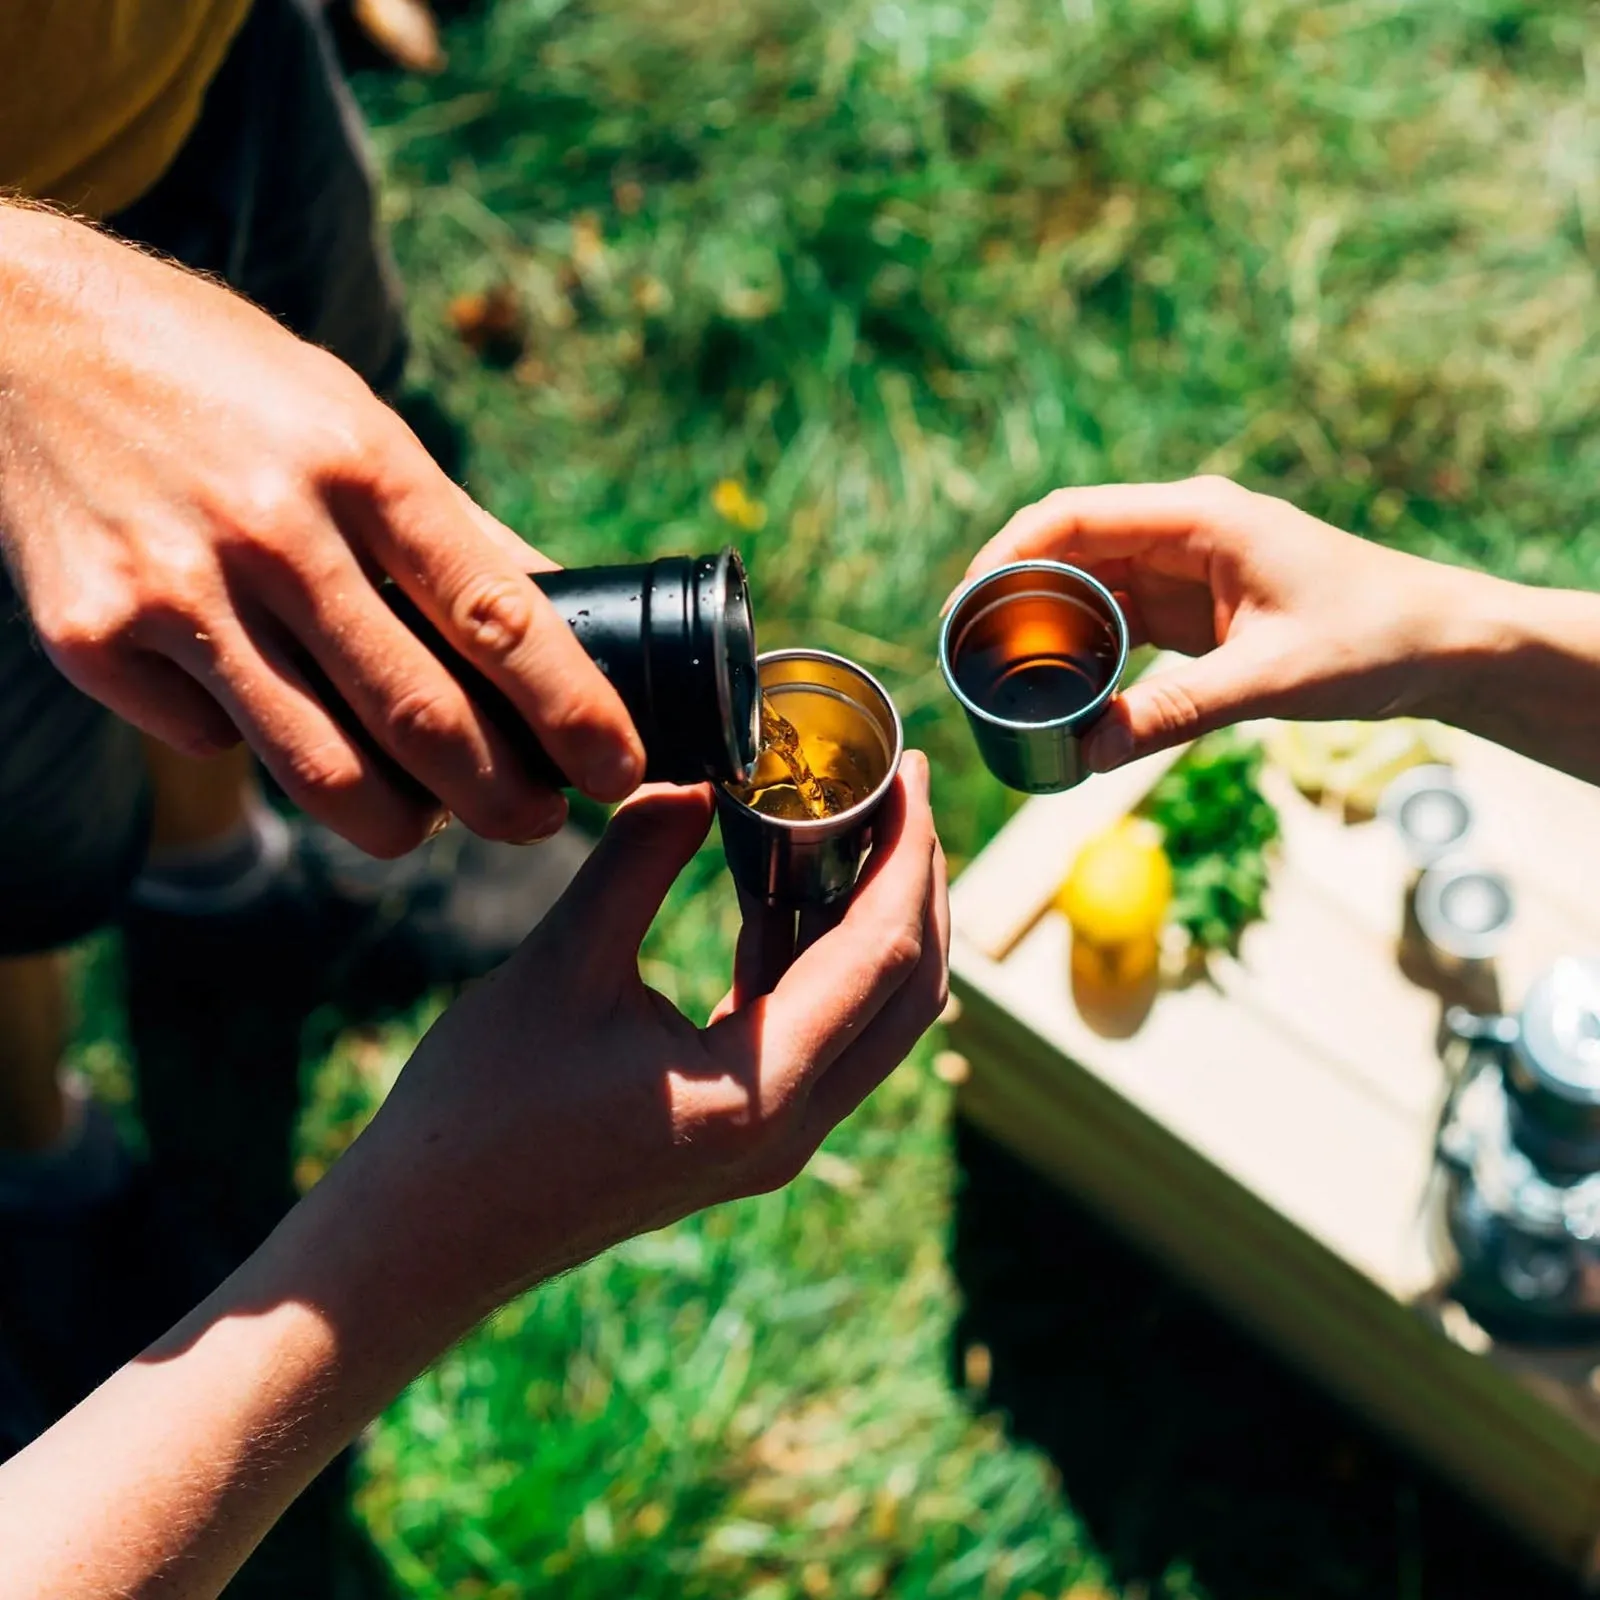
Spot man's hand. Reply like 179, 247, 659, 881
0, 203, 644, 856
957, 476, 1488, 772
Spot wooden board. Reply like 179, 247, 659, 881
946, 721, 1600, 1582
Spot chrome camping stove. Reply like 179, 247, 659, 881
1438, 957, 1600, 1344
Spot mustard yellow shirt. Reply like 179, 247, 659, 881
0, 1, 253, 217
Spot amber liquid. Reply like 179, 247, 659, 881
729, 692, 879, 820
757, 698, 835, 819
952, 592, 1116, 723
955, 650, 1103, 721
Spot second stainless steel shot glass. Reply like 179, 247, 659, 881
715, 649, 904, 909
1414, 859, 1516, 972
939, 560, 1129, 793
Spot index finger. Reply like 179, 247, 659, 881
802, 832, 950, 1136
344, 431, 646, 803
957, 477, 1246, 594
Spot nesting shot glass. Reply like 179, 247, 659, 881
1378, 765, 1475, 870
939, 560, 1129, 793
715, 648, 904, 909
1414, 859, 1516, 973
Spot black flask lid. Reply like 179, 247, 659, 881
704, 548, 760, 783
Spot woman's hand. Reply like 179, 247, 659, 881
329, 753, 949, 1328
0, 761, 948, 1600
0, 203, 644, 857
958, 476, 1486, 772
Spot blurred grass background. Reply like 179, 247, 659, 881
84, 0, 1600, 1595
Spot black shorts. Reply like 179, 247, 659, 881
0, 0, 406, 956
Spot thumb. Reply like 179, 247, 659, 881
548, 783, 715, 953
1084, 642, 1276, 772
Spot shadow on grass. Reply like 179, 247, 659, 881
950, 1118, 1585, 1600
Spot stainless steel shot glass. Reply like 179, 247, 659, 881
1414, 859, 1516, 971
1378, 765, 1475, 870
715, 649, 904, 909
939, 560, 1129, 793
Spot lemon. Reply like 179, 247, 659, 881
1055, 818, 1173, 949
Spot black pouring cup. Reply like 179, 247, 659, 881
382, 548, 761, 789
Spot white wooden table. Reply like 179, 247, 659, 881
946, 721, 1600, 1582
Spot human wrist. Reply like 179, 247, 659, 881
0, 198, 86, 305
1397, 557, 1600, 746
252, 1101, 617, 1385
0, 203, 52, 363
1380, 555, 1515, 727
153, 1152, 494, 1450
0, 194, 56, 248
0, 203, 112, 390
246, 1152, 489, 1395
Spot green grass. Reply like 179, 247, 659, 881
99, 0, 1600, 1595
350, 1047, 1098, 1600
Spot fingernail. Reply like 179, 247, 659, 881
1086, 721, 1134, 773
426, 809, 452, 840
584, 745, 644, 802
514, 798, 568, 844
907, 751, 931, 797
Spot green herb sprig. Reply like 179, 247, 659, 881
1142, 731, 1281, 954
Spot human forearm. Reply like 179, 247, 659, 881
960, 479, 1600, 783
0, 1164, 468, 1600
0, 777, 947, 1600
0, 1302, 349, 1600
1416, 568, 1600, 786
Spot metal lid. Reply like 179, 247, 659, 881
1378, 764, 1474, 867
1517, 958, 1600, 1106
1414, 861, 1515, 962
